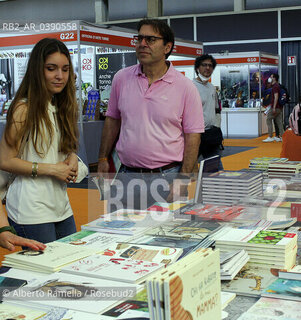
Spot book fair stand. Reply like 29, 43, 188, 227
170, 51, 280, 138
0, 20, 203, 166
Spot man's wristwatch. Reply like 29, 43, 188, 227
0, 226, 17, 235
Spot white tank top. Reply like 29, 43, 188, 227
6, 102, 73, 224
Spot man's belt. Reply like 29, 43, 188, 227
121, 162, 181, 173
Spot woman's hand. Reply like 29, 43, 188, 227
0, 231, 46, 251
64, 153, 78, 182
53, 162, 77, 183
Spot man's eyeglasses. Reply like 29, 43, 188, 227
133, 35, 164, 45
200, 63, 214, 68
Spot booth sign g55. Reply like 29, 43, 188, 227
1, 22, 77, 32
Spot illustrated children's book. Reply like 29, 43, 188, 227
100, 242, 183, 265
61, 254, 165, 284
262, 278, 301, 301
221, 264, 277, 297
57, 230, 132, 248
2, 241, 100, 273
163, 249, 221, 320
81, 209, 162, 236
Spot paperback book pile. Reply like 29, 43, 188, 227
212, 227, 297, 269
249, 157, 288, 176
201, 171, 263, 205
268, 161, 301, 180
2, 241, 100, 273
146, 248, 221, 320
220, 250, 249, 280
81, 209, 165, 236
278, 265, 301, 281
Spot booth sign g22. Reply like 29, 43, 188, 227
1, 22, 77, 32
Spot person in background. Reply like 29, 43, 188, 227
193, 54, 223, 170
280, 100, 301, 160
0, 38, 79, 249
97, 19, 204, 210
262, 73, 284, 142
262, 78, 280, 139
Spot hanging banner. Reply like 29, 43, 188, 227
14, 57, 28, 93
95, 52, 137, 100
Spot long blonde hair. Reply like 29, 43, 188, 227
5, 38, 78, 155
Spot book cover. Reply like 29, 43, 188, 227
57, 230, 132, 248
221, 264, 277, 297
3, 242, 100, 272
167, 220, 222, 239
100, 243, 183, 265
214, 227, 297, 251
184, 204, 244, 221
241, 296, 301, 319
4, 272, 138, 314
81, 209, 162, 235
262, 278, 301, 301
0, 302, 48, 320
61, 254, 165, 284
163, 249, 221, 320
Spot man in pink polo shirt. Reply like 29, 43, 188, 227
98, 19, 204, 210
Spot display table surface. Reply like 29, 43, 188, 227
221, 108, 268, 138
0, 266, 259, 319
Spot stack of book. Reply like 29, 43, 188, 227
220, 250, 249, 280
201, 171, 263, 205
212, 227, 297, 270
2, 242, 100, 273
249, 157, 288, 177
278, 265, 301, 280
268, 161, 301, 180
146, 248, 221, 320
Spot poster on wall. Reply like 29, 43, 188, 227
0, 58, 14, 102
249, 67, 260, 99
14, 57, 28, 94
220, 65, 248, 108
95, 52, 137, 101
71, 50, 95, 101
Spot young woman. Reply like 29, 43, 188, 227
0, 38, 79, 249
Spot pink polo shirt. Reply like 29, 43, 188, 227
106, 63, 204, 168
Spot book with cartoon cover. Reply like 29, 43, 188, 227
163, 249, 221, 320
100, 242, 183, 265
221, 264, 277, 297
262, 278, 301, 301
61, 254, 165, 284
